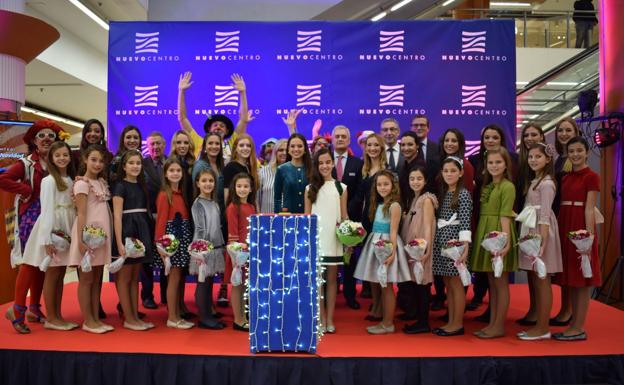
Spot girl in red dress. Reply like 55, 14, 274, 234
553, 136, 600, 341
226, 173, 257, 331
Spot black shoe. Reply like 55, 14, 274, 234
549, 317, 572, 326
552, 331, 586, 341
233, 322, 249, 332
516, 317, 537, 326
403, 322, 431, 334
398, 313, 418, 321
142, 298, 158, 309
430, 300, 444, 311
346, 299, 361, 310
198, 320, 226, 330
212, 311, 224, 319
434, 327, 464, 337
465, 301, 481, 311
437, 312, 449, 322
475, 308, 490, 323
181, 311, 197, 320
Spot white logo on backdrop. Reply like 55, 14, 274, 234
214, 85, 239, 107
296, 85, 322, 107
215, 31, 240, 53
297, 30, 322, 52
379, 30, 404, 53
461, 31, 486, 54
461, 85, 486, 108
379, 84, 405, 107
135, 32, 159, 54
134, 85, 158, 107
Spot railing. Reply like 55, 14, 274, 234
439, 9, 599, 48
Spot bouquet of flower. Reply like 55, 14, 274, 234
336, 220, 367, 264
227, 242, 249, 286
51, 230, 71, 252
156, 234, 179, 276
481, 231, 508, 278
80, 225, 107, 272
441, 240, 471, 286
188, 239, 214, 282
518, 233, 546, 279
40, 230, 72, 272
568, 229, 594, 278
108, 238, 146, 274
373, 239, 393, 288
404, 238, 427, 284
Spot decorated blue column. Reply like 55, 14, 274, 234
248, 214, 321, 353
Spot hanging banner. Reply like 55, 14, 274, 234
108, 20, 516, 154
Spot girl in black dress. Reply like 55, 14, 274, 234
112, 150, 155, 331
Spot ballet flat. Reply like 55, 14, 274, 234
517, 331, 551, 341
82, 323, 108, 334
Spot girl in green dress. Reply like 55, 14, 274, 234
471, 148, 517, 339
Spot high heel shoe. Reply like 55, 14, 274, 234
5, 305, 30, 334
26, 304, 46, 323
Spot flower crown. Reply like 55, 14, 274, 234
536, 142, 556, 157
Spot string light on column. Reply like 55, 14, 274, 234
249, 214, 321, 353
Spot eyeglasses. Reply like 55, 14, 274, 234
36, 132, 57, 139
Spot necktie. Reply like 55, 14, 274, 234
336, 155, 344, 181
388, 148, 396, 170
421, 142, 427, 159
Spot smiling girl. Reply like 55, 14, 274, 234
471, 147, 517, 339
305, 148, 348, 333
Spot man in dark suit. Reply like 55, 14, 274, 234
141, 132, 166, 309
331, 125, 363, 310
380, 117, 403, 173
411, 115, 440, 194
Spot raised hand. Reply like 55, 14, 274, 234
179, 72, 194, 91
231, 73, 246, 93
281, 109, 301, 128
311, 118, 323, 138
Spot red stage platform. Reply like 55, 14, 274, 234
1, 283, 623, 385
0, 283, 622, 357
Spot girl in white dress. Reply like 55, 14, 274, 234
305, 148, 347, 334
22, 141, 77, 331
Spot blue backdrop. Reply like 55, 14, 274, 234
108, 20, 516, 154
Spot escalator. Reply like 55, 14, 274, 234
516, 44, 599, 133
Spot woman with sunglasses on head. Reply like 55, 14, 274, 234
1, 120, 64, 333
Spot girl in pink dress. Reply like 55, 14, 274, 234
516, 143, 562, 340
68, 145, 113, 334
401, 165, 437, 334
553, 136, 600, 341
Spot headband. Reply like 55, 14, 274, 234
445, 155, 464, 168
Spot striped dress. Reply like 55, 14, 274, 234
258, 165, 277, 213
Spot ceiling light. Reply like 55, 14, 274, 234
442, 0, 455, 6
391, 0, 412, 11
371, 11, 387, 21
546, 81, 585, 87
490, 2, 532, 7
68, 0, 109, 31
21, 106, 83, 128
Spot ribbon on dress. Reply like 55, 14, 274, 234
437, 213, 459, 229
516, 205, 540, 235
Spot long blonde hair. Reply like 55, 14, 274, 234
169, 130, 196, 167
362, 133, 387, 178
